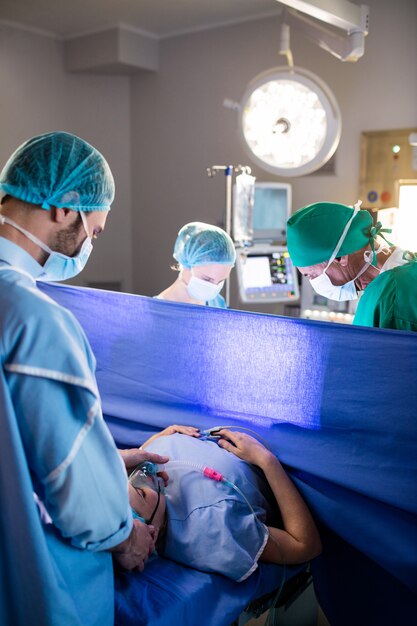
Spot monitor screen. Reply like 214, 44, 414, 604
238, 249, 299, 302
253, 183, 292, 242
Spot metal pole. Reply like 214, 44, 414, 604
225, 165, 233, 236
224, 166, 233, 306
206, 164, 252, 307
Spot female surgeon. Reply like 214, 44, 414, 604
156, 222, 236, 308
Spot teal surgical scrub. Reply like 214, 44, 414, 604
0, 237, 132, 626
354, 260, 417, 331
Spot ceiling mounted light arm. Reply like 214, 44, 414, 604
277, 0, 369, 33
278, 0, 370, 62
279, 22, 294, 69
283, 8, 367, 62
224, 0, 365, 177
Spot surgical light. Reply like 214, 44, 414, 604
224, 2, 370, 177
238, 66, 341, 177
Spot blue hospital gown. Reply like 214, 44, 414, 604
0, 237, 133, 626
146, 434, 279, 581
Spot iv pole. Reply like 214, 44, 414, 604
206, 164, 252, 306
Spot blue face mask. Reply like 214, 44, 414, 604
0, 213, 93, 281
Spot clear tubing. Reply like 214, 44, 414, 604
163, 460, 264, 532
163, 459, 206, 473
164, 460, 224, 481
222, 479, 258, 519
164, 459, 282, 572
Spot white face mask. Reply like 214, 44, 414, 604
309, 201, 373, 302
310, 270, 360, 301
311, 245, 384, 301
0, 212, 93, 281
186, 271, 224, 302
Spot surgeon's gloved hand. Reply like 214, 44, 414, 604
111, 519, 156, 572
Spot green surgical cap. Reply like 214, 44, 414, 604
173, 222, 236, 269
0, 131, 115, 211
286, 202, 373, 267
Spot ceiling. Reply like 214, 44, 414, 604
0, 0, 283, 39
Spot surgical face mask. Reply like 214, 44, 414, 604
309, 201, 373, 302
187, 270, 225, 301
0, 212, 93, 282
310, 270, 361, 301
310, 243, 385, 301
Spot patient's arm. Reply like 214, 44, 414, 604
217, 430, 322, 565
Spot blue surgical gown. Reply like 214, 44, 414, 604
0, 237, 133, 626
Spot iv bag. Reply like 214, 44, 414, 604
233, 173, 256, 246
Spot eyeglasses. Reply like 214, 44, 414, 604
129, 461, 165, 525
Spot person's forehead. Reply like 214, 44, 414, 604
194, 263, 232, 280
297, 261, 327, 276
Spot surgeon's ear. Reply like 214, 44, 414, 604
53, 207, 75, 224
335, 255, 350, 267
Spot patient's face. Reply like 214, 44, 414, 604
128, 483, 167, 537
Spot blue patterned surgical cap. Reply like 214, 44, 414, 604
0, 131, 115, 211
173, 222, 236, 268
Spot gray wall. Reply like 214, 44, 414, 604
0, 24, 133, 291
0, 0, 416, 306
131, 0, 417, 310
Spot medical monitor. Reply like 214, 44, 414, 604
236, 244, 300, 303
252, 182, 292, 243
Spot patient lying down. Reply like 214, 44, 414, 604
128, 425, 321, 582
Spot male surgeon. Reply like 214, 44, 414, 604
0, 131, 167, 626
286, 201, 417, 331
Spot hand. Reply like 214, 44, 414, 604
152, 424, 201, 439
119, 448, 169, 471
140, 424, 200, 453
111, 519, 156, 572
217, 430, 272, 467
